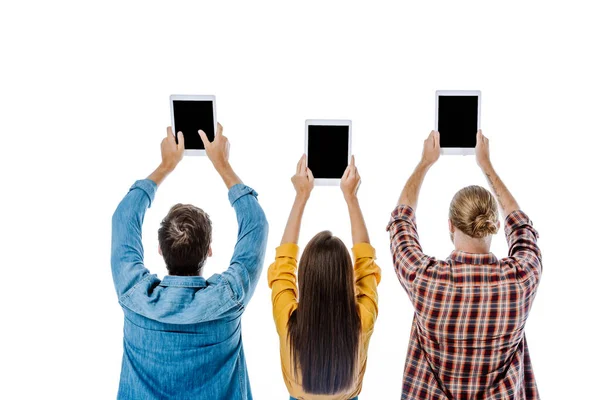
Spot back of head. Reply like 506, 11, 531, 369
158, 204, 212, 276
449, 185, 499, 238
288, 231, 360, 395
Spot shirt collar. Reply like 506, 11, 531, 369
448, 250, 498, 265
159, 275, 207, 288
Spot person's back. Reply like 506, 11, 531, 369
268, 155, 380, 400
388, 130, 541, 399
112, 126, 268, 399
117, 276, 254, 399
400, 236, 540, 397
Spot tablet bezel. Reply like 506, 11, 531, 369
435, 90, 481, 155
304, 119, 352, 186
170, 94, 217, 156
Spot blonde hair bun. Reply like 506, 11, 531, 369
449, 185, 499, 239
471, 213, 499, 238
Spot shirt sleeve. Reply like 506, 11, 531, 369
386, 204, 436, 292
504, 210, 542, 283
111, 179, 155, 298
221, 184, 269, 307
353, 243, 381, 333
267, 243, 299, 337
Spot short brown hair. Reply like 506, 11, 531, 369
449, 185, 499, 238
158, 204, 212, 276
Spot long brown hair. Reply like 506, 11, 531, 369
287, 231, 361, 395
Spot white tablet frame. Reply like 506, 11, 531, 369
305, 119, 352, 186
435, 90, 481, 155
170, 94, 217, 156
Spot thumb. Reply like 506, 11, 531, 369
198, 130, 209, 147
307, 168, 314, 183
177, 132, 185, 150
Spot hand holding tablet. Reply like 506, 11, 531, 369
305, 119, 352, 186
170, 94, 217, 156
435, 90, 481, 155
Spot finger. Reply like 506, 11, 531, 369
296, 154, 304, 174
434, 131, 440, 148
349, 164, 356, 178
199, 130, 209, 147
307, 168, 314, 183
177, 132, 185, 150
300, 153, 307, 174
342, 164, 351, 180
167, 126, 174, 138
216, 123, 223, 137
350, 155, 355, 167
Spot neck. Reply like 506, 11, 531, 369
454, 232, 491, 254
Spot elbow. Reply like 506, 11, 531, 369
252, 206, 269, 237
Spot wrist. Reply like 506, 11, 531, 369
344, 193, 359, 205
158, 162, 176, 174
417, 160, 433, 170
479, 161, 494, 174
214, 160, 232, 173
295, 193, 310, 203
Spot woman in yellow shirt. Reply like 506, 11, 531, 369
268, 155, 381, 400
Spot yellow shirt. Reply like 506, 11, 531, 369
267, 242, 381, 400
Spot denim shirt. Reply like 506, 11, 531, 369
111, 179, 269, 400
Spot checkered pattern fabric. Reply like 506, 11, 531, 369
387, 205, 542, 399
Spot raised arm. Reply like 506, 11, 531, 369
111, 127, 184, 297
398, 130, 440, 209
341, 156, 381, 329
268, 155, 314, 334
341, 155, 369, 245
388, 131, 439, 291
201, 124, 269, 307
281, 154, 314, 244
476, 130, 541, 280
475, 130, 519, 218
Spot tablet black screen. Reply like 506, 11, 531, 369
307, 125, 349, 179
438, 96, 478, 148
173, 100, 215, 150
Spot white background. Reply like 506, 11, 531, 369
1, 1, 599, 399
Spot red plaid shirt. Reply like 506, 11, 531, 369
387, 205, 542, 400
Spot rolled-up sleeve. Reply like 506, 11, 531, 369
222, 184, 269, 307
267, 243, 299, 337
504, 210, 542, 283
386, 205, 435, 292
353, 243, 381, 333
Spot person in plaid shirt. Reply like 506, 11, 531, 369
387, 130, 542, 399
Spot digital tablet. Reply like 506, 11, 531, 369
170, 95, 217, 156
435, 90, 481, 155
305, 119, 352, 186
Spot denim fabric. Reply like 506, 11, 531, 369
111, 179, 268, 400
290, 398, 358, 400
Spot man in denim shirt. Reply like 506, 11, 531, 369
111, 124, 268, 399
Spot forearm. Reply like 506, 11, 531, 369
346, 195, 370, 245
398, 161, 431, 209
147, 163, 173, 186
216, 162, 242, 189
480, 163, 519, 218
281, 195, 307, 245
